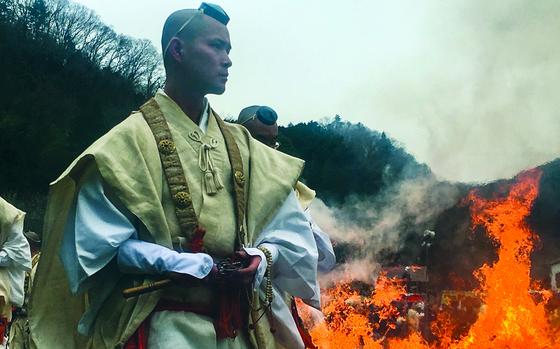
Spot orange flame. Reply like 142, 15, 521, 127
309, 282, 379, 349
300, 168, 558, 348
450, 169, 555, 348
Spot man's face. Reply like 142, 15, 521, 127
245, 119, 279, 149
180, 16, 232, 95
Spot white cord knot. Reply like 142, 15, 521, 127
189, 131, 224, 195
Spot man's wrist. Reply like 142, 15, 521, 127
242, 247, 267, 290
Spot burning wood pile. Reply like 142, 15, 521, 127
299, 169, 560, 348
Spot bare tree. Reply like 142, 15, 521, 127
5, 0, 164, 96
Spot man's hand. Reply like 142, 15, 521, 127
232, 250, 261, 285
168, 251, 261, 287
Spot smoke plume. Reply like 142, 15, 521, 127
311, 171, 464, 283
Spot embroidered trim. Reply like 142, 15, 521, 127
140, 99, 199, 242
214, 115, 247, 247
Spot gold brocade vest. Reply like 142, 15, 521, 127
29, 93, 304, 349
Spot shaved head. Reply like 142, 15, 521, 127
161, 9, 206, 64
162, 7, 232, 97
239, 106, 280, 149
161, 9, 197, 53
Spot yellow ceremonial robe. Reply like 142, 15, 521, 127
29, 92, 304, 349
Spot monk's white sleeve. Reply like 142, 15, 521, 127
0, 217, 31, 270
0, 215, 31, 307
59, 170, 213, 295
118, 239, 213, 278
306, 211, 336, 273
246, 190, 320, 349
251, 191, 319, 299
245, 204, 335, 293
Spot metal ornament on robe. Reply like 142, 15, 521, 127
214, 115, 248, 248
140, 99, 199, 242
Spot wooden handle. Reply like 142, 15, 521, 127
122, 279, 172, 298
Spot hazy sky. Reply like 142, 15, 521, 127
73, 0, 560, 183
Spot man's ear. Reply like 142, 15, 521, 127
169, 39, 184, 62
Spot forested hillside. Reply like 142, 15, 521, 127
0, 0, 163, 194
280, 117, 431, 203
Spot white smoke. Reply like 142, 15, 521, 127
318, 258, 381, 287
310, 174, 463, 283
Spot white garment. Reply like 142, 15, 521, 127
0, 217, 31, 307
252, 192, 319, 349
118, 239, 213, 278
306, 210, 336, 273
245, 206, 336, 292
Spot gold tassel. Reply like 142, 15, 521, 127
213, 167, 225, 191
205, 170, 218, 195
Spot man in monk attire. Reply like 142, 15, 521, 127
30, 3, 320, 349
237, 105, 336, 273
0, 198, 31, 347
238, 106, 336, 349
8, 230, 40, 349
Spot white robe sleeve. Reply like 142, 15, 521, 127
246, 206, 336, 291
306, 211, 336, 273
0, 216, 31, 307
247, 190, 320, 349
118, 239, 213, 278
59, 170, 213, 295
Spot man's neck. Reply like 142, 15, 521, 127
164, 83, 205, 125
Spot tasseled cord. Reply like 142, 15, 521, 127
195, 137, 224, 195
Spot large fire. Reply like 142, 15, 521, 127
300, 169, 560, 348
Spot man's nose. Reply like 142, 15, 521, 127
223, 54, 232, 68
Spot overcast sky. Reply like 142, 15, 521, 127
73, 0, 560, 183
